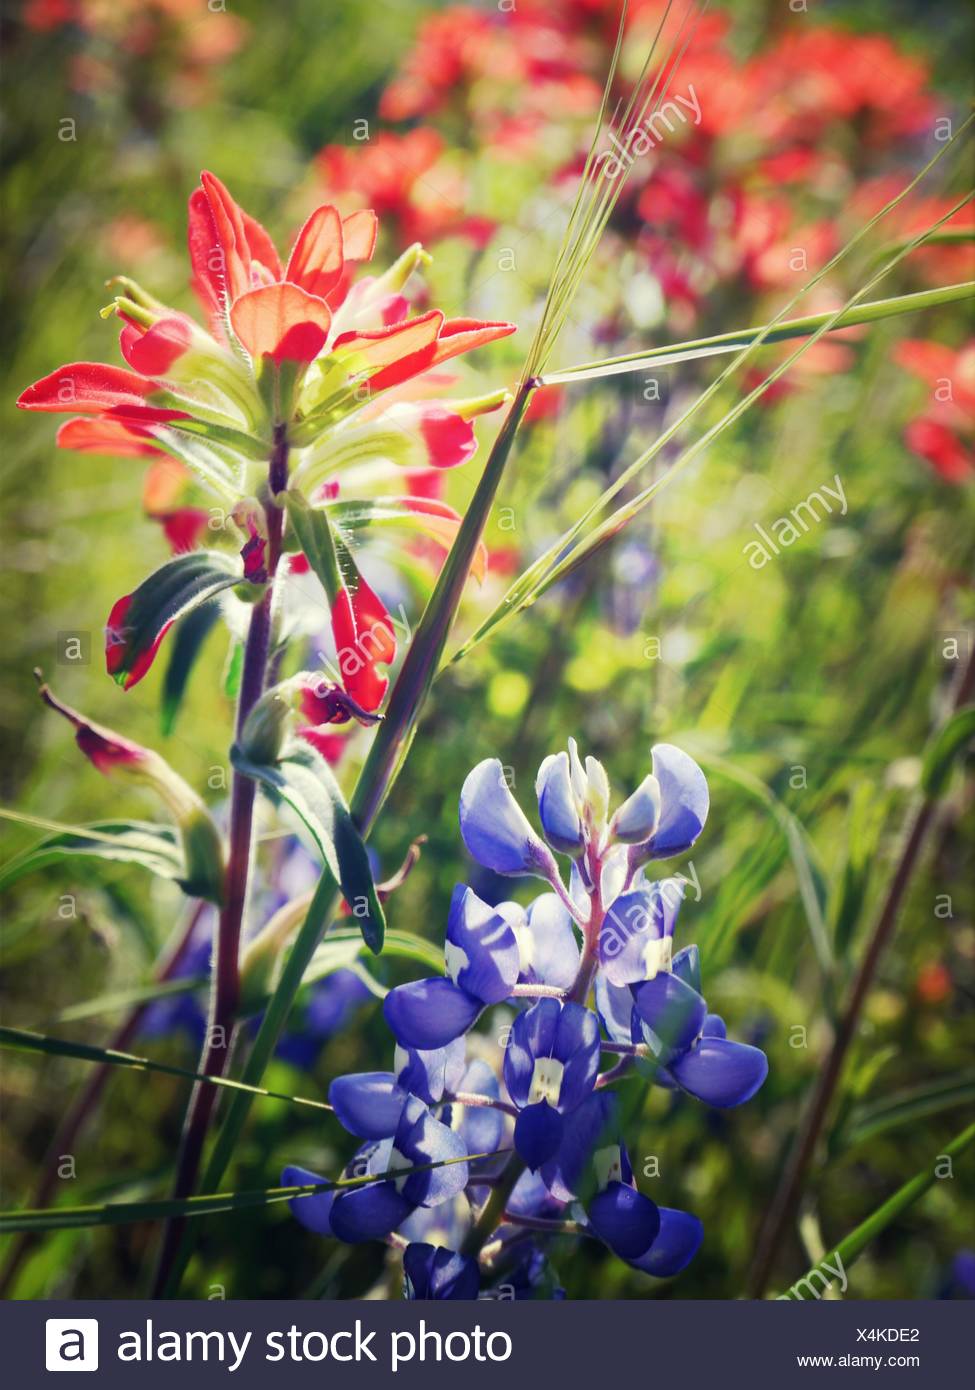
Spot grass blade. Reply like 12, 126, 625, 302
0, 1026, 334, 1114
539, 283, 975, 385
775, 1122, 975, 1298
0, 1149, 506, 1235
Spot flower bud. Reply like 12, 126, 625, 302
610, 774, 662, 844
37, 676, 224, 903
536, 751, 584, 856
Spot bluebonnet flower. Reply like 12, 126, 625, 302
403, 1243, 480, 1300
284, 738, 766, 1298
383, 885, 520, 1048
503, 998, 600, 1169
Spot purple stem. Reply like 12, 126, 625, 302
150, 425, 288, 1296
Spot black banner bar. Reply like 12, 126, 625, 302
4, 1297, 966, 1386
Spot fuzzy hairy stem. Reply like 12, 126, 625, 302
748, 644, 975, 1297
150, 426, 288, 1297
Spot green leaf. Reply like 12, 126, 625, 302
305, 927, 443, 982
109, 551, 241, 689
52, 977, 208, 1026
921, 704, 975, 797
164, 417, 268, 462
0, 1149, 501, 1235
161, 602, 222, 736
0, 1026, 334, 1114
231, 737, 385, 953
691, 752, 833, 976
149, 426, 243, 501
830, 783, 886, 958
776, 1122, 975, 1298
284, 489, 342, 597
840, 1074, 975, 1150
0, 815, 184, 895
539, 282, 975, 385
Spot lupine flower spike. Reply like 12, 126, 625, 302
286, 741, 767, 1296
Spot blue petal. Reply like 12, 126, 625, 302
611, 773, 662, 843
594, 971, 640, 1045
521, 893, 580, 989
446, 884, 520, 1004
503, 996, 561, 1107
403, 1243, 480, 1300
671, 1037, 768, 1107
647, 744, 709, 858
515, 1100, 564, 1170
452, 1058, 506, 1157
394, 1039, 467, 1105
631, 972, 707, 1059
328, 1073, 406, 1139
507, 1168, 567, 1220
599, 879, 687, 986
394, 1096, 471, 1207
535, 752, 584, 855
672, 943, 701, 993
550, 1091, 621, 1197
587, 1181, 660, 1261
329, 1182, 413, 1243
701, 1013, 726, 1039
503, 998, 599, 1113
460, 758, 554, 877
384, 978, 482, 1050
283, 1164, 335, 1237
552, 1001, 601, 1111
628, 1206, 703, 1277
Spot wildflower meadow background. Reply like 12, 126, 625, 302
1, 0, 973, 1303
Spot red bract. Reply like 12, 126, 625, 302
17, 363, 188, 422
904, 418, 973, 485
317, 129, 495, 248
106, 593, 173, 690
896, 339, 975, 484
330, 578, 398, 713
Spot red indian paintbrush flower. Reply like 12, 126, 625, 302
17, 171, 515, 718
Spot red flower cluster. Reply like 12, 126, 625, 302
18, 172, 515, 721
895, 339, 975, 484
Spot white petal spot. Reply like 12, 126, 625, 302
528, 1056, 565, 1107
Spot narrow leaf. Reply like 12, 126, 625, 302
0, 1149, 504, 1235
161, 601, 222, 736
840, 1075, 975, 1150
0, 1025, 333, 1113
776, 1122, 975, 1298
109, 551, 241, 689
692, 752, 833, 975
540, 283, 975, 385
0, 818, 184, 894
231, 737, 385, 952
921, 705, 975, 797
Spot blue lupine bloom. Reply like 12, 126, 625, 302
460, 758, 558, 878
503, 998, 600, 1169
283, 739, 766, 1298
287, 1094, 469, 1244
383, 884, 520, 1049
403, 1243, 480, 1300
